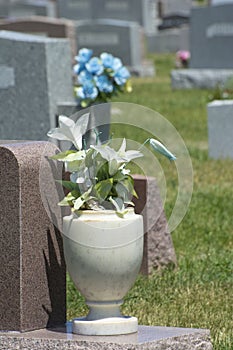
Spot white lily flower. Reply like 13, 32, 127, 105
149, 139, 176, 161
117, 138, 143, 162
90, 144, 118, 161
47, 113, 89, 150
91, 139, 143, 164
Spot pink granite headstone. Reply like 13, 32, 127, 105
0, 141, 66, 332
133, 175, 177, 275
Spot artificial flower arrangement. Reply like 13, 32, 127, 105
73, 48, 132, 108
47, 113, 176, 217
175, 50, 190, 69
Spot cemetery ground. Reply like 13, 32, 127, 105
66, 54, 232, 350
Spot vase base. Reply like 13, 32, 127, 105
72, 316, 138, 335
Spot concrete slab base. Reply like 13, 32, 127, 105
171, 69, 233, 89
0, 324, 213, 350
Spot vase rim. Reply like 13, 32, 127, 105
73, 207, 135, 217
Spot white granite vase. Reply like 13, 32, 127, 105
62, 208, 144, 335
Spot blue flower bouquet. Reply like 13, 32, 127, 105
73, 48, 132, 108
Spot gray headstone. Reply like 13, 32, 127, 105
190, 5, 233, 69
0, 31, 74, 140
159, 0, 192, 17
147, 28, 181, 53
207, 100, 233, 159
93, 0, 158, 35
75, 19, 155, 76
0, 0, 8, 18
57, 0, 92, 21
75, 19, 144, 68
57, 0, 158, 35
147, 25, 190, 53
7, 0, 56, 18
0, 16, 77, 58
180, 25, 190, 51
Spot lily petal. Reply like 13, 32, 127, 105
118, 138, 126, 154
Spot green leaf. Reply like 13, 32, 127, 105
66, 160, 84, 172
58, 192, 76, 206
50, 150, 77, 160
85, 148, 95, 168
112, 175, 138, 205
115, 210, 128, 218
64, 150, 86, 162
50, 151, 86, 167
93, 178, 113, 202
56, 180, 80, 192
71, 189, 81, 198
73, 196, 85, 210
73, 188, 93, 210
109, 159, 118, 176
96, 161, 109, 181
119, 176, 138, 199
109, 196, 128, 218
58, 198, 70, 206
113, 170, 126, 181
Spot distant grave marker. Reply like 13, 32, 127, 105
8, 0, 56, 18
190, 5, 233, 68
57, 0, 158, 34
159, 0, 191, 16
57, 0, 92, 21
208, 100, 233, 159
75, 19, 154, 76
0, 16, 77, 57
0, 31, 73, 140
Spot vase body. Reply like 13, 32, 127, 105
62, 209, 144, 335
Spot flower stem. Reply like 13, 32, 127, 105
138, 138, 150, 151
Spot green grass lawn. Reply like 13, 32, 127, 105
67, 54, 233, 350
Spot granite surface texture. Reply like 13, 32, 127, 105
0, 16, 77, 57
147, 26, 190, 54
190, 5, 233, 69
0, 31, 74, 140
0, 141, 66, 332
133, 175, 177, 274
0, 325, 213, 350
57, 0, 157, 35
75, 19, 142, 67
6, 0, 56, 18
207, 100, 233, 159
171, 69, 233, 89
